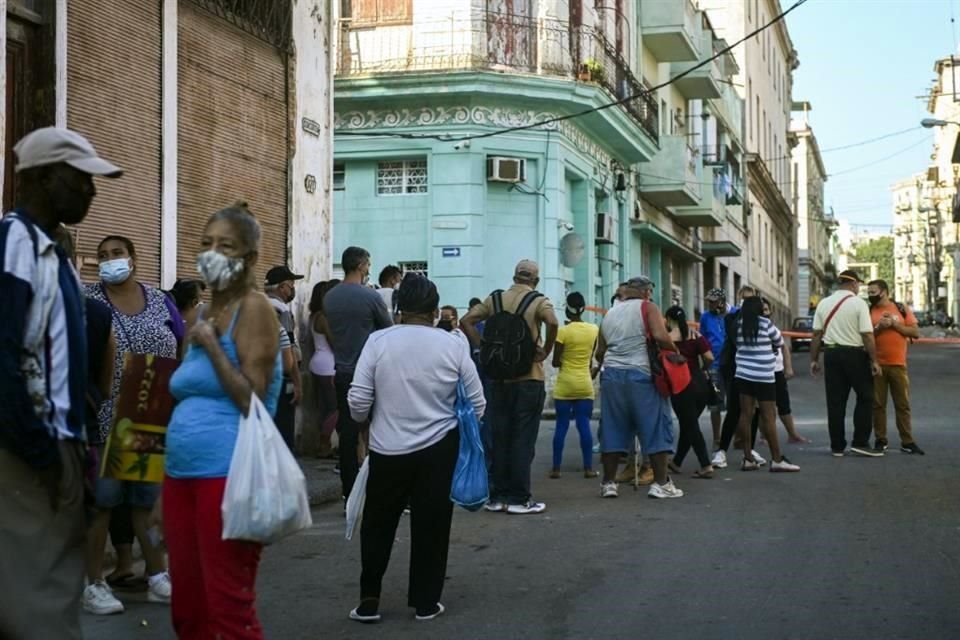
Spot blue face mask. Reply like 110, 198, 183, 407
99, 258, 132, 285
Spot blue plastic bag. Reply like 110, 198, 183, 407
450, 381, 489, 511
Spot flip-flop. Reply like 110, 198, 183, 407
106, 572, 147, 591
692, 469, 714, 479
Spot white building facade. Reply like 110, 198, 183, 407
701, 0, 798, 326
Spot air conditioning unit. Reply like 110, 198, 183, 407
487, 157, 526, 183
596, 213, 615, 244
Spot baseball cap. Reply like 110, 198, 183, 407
14, 127, 122, 177
705, 287, 726, 301
264, 266, 304, 286
514, 259, 539, 279
838, 269, 862, 284
625, 275, 655, 290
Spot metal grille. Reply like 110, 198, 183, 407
377, 160, 428, 195
399, 261, 428, 278
188, 0, 292, 52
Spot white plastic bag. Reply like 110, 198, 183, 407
345, 456, 369, 541
222, 394, 313, 544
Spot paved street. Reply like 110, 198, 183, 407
83, 346, 960, 640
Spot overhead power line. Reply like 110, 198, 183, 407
337, 0, 812, 142
827, 136, 933, 178
761, 126, 923, 165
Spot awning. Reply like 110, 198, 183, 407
632, 221, 704, 263
701, 240, 742, 257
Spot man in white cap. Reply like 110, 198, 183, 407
462, 260, 559, 515
0, 127, 121, 639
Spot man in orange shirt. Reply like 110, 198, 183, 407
867, 279, 924, 454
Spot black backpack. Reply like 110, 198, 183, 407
479, 289, 543, 380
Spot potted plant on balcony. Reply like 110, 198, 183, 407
579, 59, 604, 82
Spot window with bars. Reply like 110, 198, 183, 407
377, 159, 428, 195
334, 162, 345, 190
399, 261, 428, 278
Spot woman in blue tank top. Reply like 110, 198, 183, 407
157, 202, 282, 639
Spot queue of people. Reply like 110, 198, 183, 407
0, 126, 926, 638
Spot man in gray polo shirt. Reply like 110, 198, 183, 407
810, 269, 883, 457
324, 247, 393, 499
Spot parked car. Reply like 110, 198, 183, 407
932, 310, 954, 328
790, 316, 814, 351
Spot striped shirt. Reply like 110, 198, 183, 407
734, 316, 783, 384
0, 211, 87, 467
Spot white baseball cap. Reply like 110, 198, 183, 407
13, 127, 122, 178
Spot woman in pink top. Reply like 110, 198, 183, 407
308, 280, 339, 457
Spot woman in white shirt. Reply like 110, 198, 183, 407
347, 273, 485, 624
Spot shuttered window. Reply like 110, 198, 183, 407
177, 1, 288, 284
68, 0, 162, 284
351, 0, 412, 25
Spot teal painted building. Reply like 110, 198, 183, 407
333, 1, 746, 315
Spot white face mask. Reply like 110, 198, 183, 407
99, 258, 132, 285
196, 250, 245, 291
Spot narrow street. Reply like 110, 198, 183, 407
83, 345, 960, 640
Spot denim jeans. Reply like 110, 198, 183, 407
488, 380, 546, 505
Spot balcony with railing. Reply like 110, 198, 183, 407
639, 135, 702, 207
336, 11, 659, 143
638, 0, 699, 62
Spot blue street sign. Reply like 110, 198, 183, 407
442, 247, 461, 257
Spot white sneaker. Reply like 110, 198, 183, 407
648, 479, 684, 499
506, 501, 547, 515
600, 482, 619, 498
83, 580, 124, 615
711, 450, 728, 468
751, 450, 767, 466
147, 572, 172, 604
484, 501, 506, 513
770, 457, 801, 473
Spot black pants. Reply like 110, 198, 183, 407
109, 503, 134, 546
750, 370, 792, 432
488, 380, 546, 505
718, 375, 759, 452
824, 347, 874, 451
275, 382, 296, 453
671, 385, 710, 468
335, 371, 363, 499
360, 429, 459, 610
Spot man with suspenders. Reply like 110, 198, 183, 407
810, 270, 883, 457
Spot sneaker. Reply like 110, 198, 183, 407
506, 501, 547, 515
147, 572, 172, 604
583, 469, 599, 479
711, 450, 728, 468
850, 445, 884, 458
741, 458, 759, 471
875, 439, 889, 451
415, 603, 445, 621
83, 581, 124, 615
831, 450, 845, 457
484, 501, 506, 513
349, 599, 382, 624
600, 482, 619, 498
751, 450, 767, 466
770, 457, 801, 472
592, 442, 600, 454
648, 479, 684, 499
548, 469, 562, 479
901, 443, 925, 455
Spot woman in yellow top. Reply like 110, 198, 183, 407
550, 292, 600, 479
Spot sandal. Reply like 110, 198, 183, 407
692, 468, 714, 479
583, 470, 599, 479
741, 458, 759, 472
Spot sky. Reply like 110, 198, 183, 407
785, 0, 959, 232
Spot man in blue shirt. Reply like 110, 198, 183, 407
0, 127, 121, 639
699, 288, 730, 450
